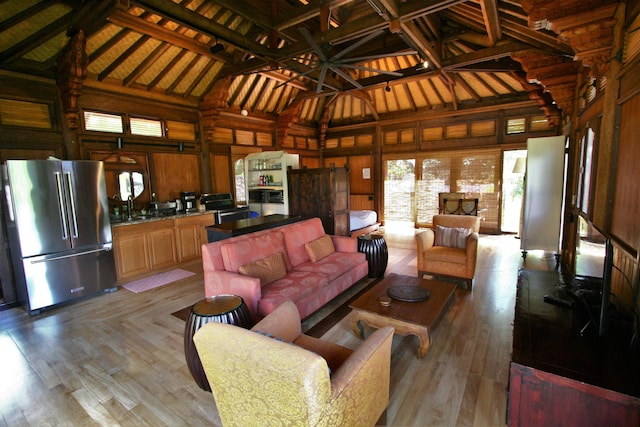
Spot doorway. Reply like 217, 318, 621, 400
383, 159, 415, 232
502, 150, 527, 233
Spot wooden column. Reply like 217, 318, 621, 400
56, 30, 88, 159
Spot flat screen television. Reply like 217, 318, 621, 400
574, 217, 613, 337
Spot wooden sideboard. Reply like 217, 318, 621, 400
508, 269, 640, 426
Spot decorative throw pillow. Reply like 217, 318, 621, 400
239, 252, 287, 287
305, 234, 335, 262
435, 225, 471, 249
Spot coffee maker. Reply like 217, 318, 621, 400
180, 191, 197, 213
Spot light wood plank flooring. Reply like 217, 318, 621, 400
0, 230, 555, 426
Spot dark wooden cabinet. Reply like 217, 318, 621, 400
287, 166, 350, 236
508, 269, 640, 427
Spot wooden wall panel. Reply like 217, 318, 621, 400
349, 155, 373, 194
210, 154, 231, 194
351, 194, 374, 210
0, 148, 58, 162
324, 157, 347, 168
300, 156, 319, 169
152, 152, 201, 200
611, 89, 640, 251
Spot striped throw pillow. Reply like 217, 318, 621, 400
435, 225, 471, 249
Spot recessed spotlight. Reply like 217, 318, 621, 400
241, 109, 248, 116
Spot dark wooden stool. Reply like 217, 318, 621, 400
357, 234, 388, 278
184, 295, 253, 391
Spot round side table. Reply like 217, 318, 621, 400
184, 295, 253, 391
357, 234, 388, 278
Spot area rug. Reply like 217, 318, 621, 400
122, 269, 196, 293
170, 276, 382, 337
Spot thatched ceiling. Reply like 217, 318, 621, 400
1, 0, 615, 128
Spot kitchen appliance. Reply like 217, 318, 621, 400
200, 193, 251, 224
181, 191, 197, 213
2, 159, 117, 315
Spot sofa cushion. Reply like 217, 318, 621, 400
258, 270, 329, 317
424, 245, 468, 265
239, 252, 287, 287
283, 218, 327, 267
305, 234, 335, 262
435, 225, 471, 249
296, 251, 365, 282
221, 231, 289, 273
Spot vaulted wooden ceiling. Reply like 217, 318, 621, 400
0, 0, 622, 128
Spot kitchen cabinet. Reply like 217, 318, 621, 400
175, 214, 214, 262
113, 220, 172, 280
245, 151, 299, 216
148, 227, 178, 270
112, 212, 215, 281
287, 165, 350, 236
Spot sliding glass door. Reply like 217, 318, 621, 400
383, 149, 503, 231
383, 159, 415, 228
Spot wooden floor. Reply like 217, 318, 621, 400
0, 229, 556, 427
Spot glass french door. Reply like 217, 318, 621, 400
383, 158, 416, 229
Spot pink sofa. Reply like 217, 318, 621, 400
201, 217, 369, 321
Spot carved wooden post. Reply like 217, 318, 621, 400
199, 76, 232, 193
276, 99, 302, 148
199, 76, 232, 143
57, 30, 88, 159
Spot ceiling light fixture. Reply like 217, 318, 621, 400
209, 37, 224, 55
385, 82, 391, 92
416, 59, 429, 71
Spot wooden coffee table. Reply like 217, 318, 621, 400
349, 273, 456, 358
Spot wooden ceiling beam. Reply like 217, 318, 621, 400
391, 19, 442, 68
274, 0, 355, 31
0, 13, 72, 63
132, 0, 272, 57
107, 9, 232, 61
442, 41, 528, 69
479, 0, 502, 46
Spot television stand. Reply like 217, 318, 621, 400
508, 269, 640, 426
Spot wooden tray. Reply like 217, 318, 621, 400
387, 285, 430, 302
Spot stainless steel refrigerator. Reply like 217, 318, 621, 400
2, 159, 117, 314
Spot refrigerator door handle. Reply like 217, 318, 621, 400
29, 246, 112, 264
64, 171, 79, 238
54, 172, 69, 240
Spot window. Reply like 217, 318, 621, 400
130, 117, 163, 137
507, 118, 526, 134
84, 111, 124, 133
578, 126, 596, 215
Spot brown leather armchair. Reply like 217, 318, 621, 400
193, 300, 394, 427
416, 214, 481, 289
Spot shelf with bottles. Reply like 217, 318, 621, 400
249, 159, 283, 172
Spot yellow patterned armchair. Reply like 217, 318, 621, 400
416, 214, 481, 289
193, 300, 394, 427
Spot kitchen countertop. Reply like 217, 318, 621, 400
110, 210, 213, 228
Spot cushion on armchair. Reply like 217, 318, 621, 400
435, 225, 471, 249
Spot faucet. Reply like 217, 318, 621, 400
127, 195, 133, 220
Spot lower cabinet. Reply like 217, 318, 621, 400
112, 213, 214, 281
175, 215, 212, 262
